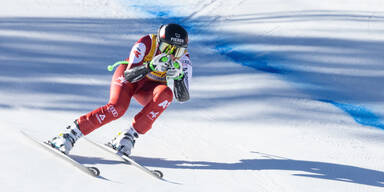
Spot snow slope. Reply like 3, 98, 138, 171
1, 0, 384, 191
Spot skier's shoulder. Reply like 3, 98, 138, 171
133, 34, 157, 56
179, 52, 192, 67
136, 34, 157, 46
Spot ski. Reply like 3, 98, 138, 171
84, 138, 164, 180
20, 130, 100, 177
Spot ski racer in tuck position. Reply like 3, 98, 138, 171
49, 23, 192, 156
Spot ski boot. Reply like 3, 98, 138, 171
49, 121, 83, 155
110, 126, 139, 156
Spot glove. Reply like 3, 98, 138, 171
167, 59, 184, 80
149, 53, 171, 72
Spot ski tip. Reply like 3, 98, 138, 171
152, 170, 164, 178
88, 167, 101, 177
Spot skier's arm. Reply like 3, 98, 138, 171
172, 54, 192, 103
122, 35, 150, 83
124, 63, 151, 83
174, 76, 190, 102
124, 34, 168, 83
125, 53, 171, 83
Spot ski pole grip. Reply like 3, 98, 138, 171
107, 61, 130, 72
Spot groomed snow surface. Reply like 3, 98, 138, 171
1, 0, 384, 191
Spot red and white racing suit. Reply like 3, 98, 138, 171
76, 34, 192, 135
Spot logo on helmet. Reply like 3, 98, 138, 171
171, 37, 184, 44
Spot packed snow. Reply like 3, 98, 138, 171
1, 0, 384, 191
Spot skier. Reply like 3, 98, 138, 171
49, 23, 192, 156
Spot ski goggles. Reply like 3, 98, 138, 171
158, 42, 186, 58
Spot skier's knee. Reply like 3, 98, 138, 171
106, 104, 126, 119
155, 86, 173, 103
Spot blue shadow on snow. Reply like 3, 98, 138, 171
130, 154, 384, 187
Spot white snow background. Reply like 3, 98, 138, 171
1, 0, 384, 191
